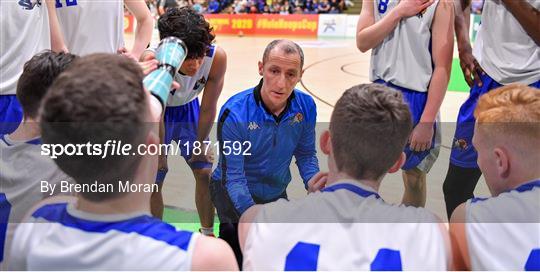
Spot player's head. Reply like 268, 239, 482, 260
40, 53, 159, 202
16, 50, 77, 120
258, 39, 304, 109
158, 6, 215, 76
321, 84, 412, 182
473, 84, 540, 196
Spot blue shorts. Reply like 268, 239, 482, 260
450, 74, 540, 168
0, 95, 23, 135
164, 97, 212, 170
375, 80, 441, 172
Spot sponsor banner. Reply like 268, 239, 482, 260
345, 15, 359, 38
317, 14, 347, 37
205, 14, 318, 37
124, 14, 134, 33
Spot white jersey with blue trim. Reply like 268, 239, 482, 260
369, 0, 439, 92
479, 0, 540, 85
55, 0, 124, 55
243, 181, 449, 270
167, 45, 217, 107
0, 0, 51, 95
465, 180, 540, 270
0, 135, 70, 268
9, 202, 199, 270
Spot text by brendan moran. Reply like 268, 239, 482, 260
40, 180, 158, 196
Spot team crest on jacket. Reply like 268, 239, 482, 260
453, 138, 469, 151
291, 113, 303, 125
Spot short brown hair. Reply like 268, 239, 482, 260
40, 54, 148, 202
16, 50, 77, 118
330, 84, 412, 180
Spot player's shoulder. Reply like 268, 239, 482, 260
291, 89, 317, 116
219, 87, 257, 118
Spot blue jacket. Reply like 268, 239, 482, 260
211, 80, 319, 214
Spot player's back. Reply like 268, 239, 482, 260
465, 180, 540, 270
9, 202, 199, 270
0, 135, 69, 268
55, 0, 124, 56
243, 182, 449, 270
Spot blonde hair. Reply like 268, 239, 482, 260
475, 84, 540, 143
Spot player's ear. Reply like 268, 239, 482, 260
258, 61, 263, 76
388, 152, 406, 173
493, 147, 510, 179
320, 130, 331, 155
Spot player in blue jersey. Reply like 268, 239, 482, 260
209, 39, 322, 266
9, 54, 237, 270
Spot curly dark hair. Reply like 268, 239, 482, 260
158, 7, 215, 59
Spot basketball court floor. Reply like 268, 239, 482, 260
126, 34, 490, 229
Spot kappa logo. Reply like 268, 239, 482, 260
248, 121, 260, 130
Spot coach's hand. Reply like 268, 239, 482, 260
459, 47, 484, 87
396, 0, 434, 18
409, 122, 433, 152
307, 172, 328, 193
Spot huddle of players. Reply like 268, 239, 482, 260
1, 0, 539, 270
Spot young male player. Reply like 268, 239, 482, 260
8, 54, 237, 270
141, 7, 227, 235
449, 84, 540, 270
54, 0, 153, 58
1, 0, 65, 134
239, 84, 451, 270
0, 50, 76, 268
356, 0, 454, 207
443, 0, 540, 218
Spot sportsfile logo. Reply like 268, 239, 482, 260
248, 121, 260, 130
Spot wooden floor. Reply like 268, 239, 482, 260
127, 34, 490, 221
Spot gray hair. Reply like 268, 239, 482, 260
262, 39, 304, 69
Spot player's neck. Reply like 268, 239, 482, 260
76, 191, 151, 216
9, 117, 40, 141
327, 172, 380, 193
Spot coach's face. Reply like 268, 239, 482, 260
258, 48, 302, 111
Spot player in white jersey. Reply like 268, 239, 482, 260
239, 84, 451, 270
356, 0, 454, 207
141, 7, 227, 236
0, 50, 76, 269
450, 85, 540, 270
444, 0, 540, 219
8, 54, 237, 270
0, 0, 65, 135
55, 0, 152, 58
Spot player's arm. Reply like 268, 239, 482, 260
410, 1, 454, 151
124, 0, 153, 60
356, 0, 434, 52
449, 203, 472, 270
455, 0, 483, 87
219, 111, 256, 215
194, 47, 227, 159
238, 204, 263, 253
293, 98, 319, 188
501, 0, 540, 46
191, 235, 239, 270
45, 0, 68, 53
